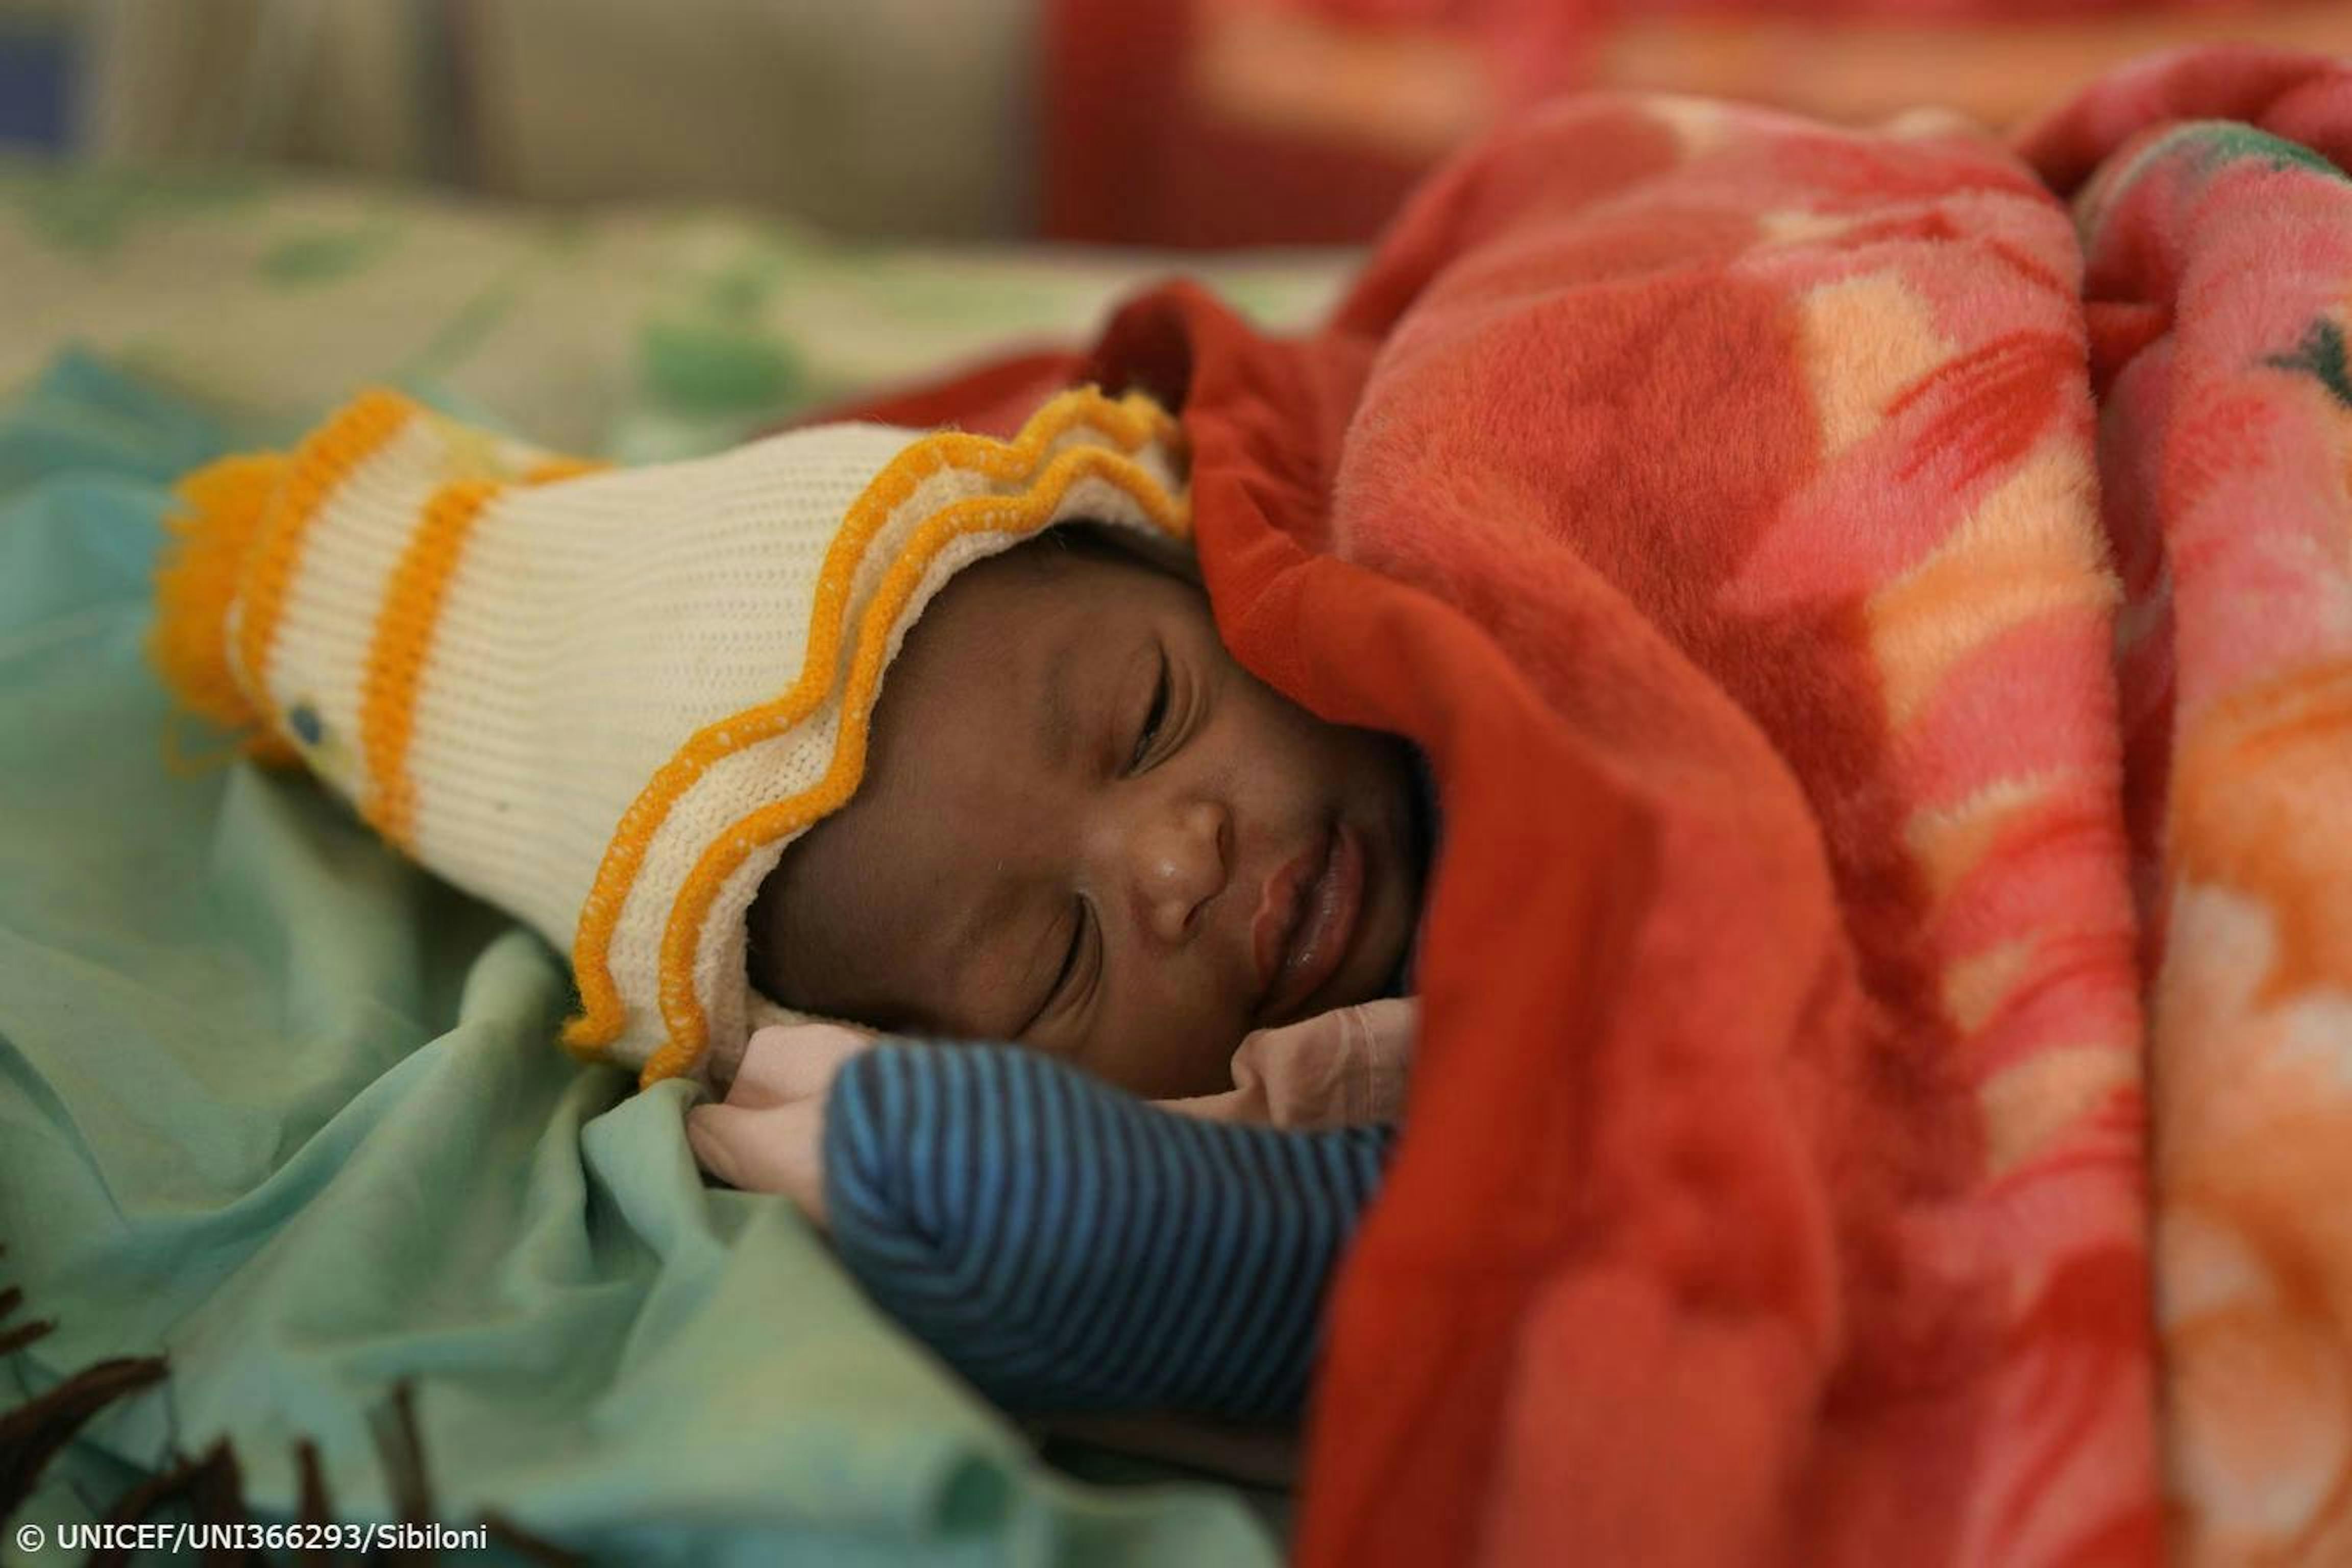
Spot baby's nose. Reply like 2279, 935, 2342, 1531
1124, 798, 1231, 945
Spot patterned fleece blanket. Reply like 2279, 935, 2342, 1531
2020, 47, 2352, 1568
860, 42, 2352, 1568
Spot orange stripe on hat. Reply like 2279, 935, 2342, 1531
636, 439, 1189, 1086
356, 456, 606, 850
359, 478, 504, 849
232, 392, 415, 736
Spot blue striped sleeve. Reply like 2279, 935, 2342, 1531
822, 1042, 1394, 1422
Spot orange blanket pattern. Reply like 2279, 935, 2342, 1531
844, 44, 2352, 1567
2021, 48, 2352, 1567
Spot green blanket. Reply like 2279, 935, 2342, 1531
0, 354, 1281, 1566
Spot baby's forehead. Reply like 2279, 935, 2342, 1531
1013, 521, 1200, 594
829, 524, 1214, 815
923, 529, 1197, 661
823, 536, 1192, 817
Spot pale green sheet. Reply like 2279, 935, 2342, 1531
0, 353, 1284, 1565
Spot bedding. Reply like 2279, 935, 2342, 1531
2023, 50, 2352, 1567
1229, 45, 2341, 1568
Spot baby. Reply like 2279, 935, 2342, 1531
153, 381, 1427, 1425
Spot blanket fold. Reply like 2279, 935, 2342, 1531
2045, 45, 2352, 1568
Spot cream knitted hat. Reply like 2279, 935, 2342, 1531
152, 386, 1190, 1086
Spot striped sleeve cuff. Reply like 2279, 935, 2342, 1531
823, 1042, 1394, 1422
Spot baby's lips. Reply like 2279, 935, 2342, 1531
727, 1022, 878, 1109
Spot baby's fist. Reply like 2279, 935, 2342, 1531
687, 1022, 875, 1228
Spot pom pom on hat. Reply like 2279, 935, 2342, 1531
153, 451, 296, 763
152, 386, 1190, 1086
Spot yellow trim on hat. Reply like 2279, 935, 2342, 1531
523, 456, 608, 484
554, 386, 1185, 1074
637, 440, 1189, 1085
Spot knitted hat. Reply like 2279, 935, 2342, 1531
152, 386, 1190, 1086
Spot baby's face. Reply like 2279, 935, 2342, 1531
750, 532, 1424, 1099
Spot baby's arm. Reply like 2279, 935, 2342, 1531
690, 1032, 1394, 1420
824, 1043, 1394, 1420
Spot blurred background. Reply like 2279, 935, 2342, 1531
1, 0, 2345, 453
6, 0, 2348, 246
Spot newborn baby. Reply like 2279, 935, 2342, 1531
152, 380, 1424, 1424
745, 525, 1430, 1099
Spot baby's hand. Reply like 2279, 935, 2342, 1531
686, 1023, 875, 1228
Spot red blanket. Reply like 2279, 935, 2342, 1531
845, 46, 2352, 1567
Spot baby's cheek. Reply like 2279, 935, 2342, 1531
1110, 1014, 1246, 1101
